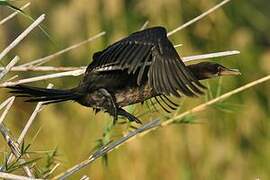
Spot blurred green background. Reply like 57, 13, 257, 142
0, 0, 270, 179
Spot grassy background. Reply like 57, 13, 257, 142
0, 0, 270, 179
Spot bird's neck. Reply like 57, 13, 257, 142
187, 64, 210, 80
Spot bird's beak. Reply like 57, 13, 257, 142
218, 67, 241, 76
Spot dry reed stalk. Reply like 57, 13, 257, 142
182, 50, 240, 62
42, 163, 61, 178
0, 124, 34, 177
140, 20, 149, 30
174, 43, 183, 48
0, 69, 83, 87
167, 0, 231, 36
0, 56, 20, 80
0, 66, 84, 72
0, 96, 14, 111
18, 83, 53, 144
0, 97, 34, 177
6, 84, 54, 164
0, 172, 42, 180
80, 175, 90, 180
53, 120, 161, 180
0, 97, 15, 125
19, 32, 106, 67
0, 14, 45, 61
6, 75, 19, 82
0, 2, 31, 25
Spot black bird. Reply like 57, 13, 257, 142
8, 27, 240, 124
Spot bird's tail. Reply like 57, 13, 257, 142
8, 85, 83, 104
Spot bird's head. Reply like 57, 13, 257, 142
188, 62, 241, 80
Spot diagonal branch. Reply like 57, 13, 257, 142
0, 14, 45, 61
53, 119, 161, 180
0, 124, 34, 177
19, 32, 106, 67
174, 43, 183, 48
0, 66, 84, 72
167, 0, 231, 36
0, 97, 15, 125
182, 50, 240, 62
0, 96, 15, 112
6, 84, 54, 164
18, 83, 53, 144
0, 97, 34, 177
0, 172, 42, 180
0, 56, 20, 80
140, 20, 149, 30
0, 69, 83, 87
0, 2, 31, 25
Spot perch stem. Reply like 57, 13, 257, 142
0, 14, 45, 61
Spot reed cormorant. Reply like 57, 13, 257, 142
8, 27, 240, 124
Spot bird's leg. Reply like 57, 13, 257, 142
97, 88, 118, 123
97, 89, 142, 124
117, 108, 142, 124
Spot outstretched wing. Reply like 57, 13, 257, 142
86, 26, 205, 97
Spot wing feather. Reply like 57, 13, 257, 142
162, 95, 179, 107
98, 44, 119, 66
121, 44, 141, 68
129, 45, 151, 73
163, 60, 179, 96
159, 95, 177, 111
86, 26, 205, 97
117, 43, 136, 65
137, 52, 151, 85
133, 46, 152, 74
155, 96, 171, 113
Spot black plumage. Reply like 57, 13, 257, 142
8, 27, 240, 124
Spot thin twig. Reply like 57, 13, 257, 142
0, 14, 45, 61
6, 75, 19, 82
18, 83, 53, 144
54, 74, 270, 179
19, 32, 106, 67
0, 124, 34, 177
80, 175, 90, 180
0, 56, 20, 80
140, 20, 149, 30
0, 97, 15, 125
174, 43, 183, 48
43, 163, 61, 178
0, 2, 31, 25
167, 0, 231, 36
0, 172, 42, 180
0, 69, 84, 87
182, 50, 240, 62
0, 66, 84, 72
0, 96, 15, 111
0, 97, 34, 177
7, 84, 54, 164
53, 120, 161, 180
